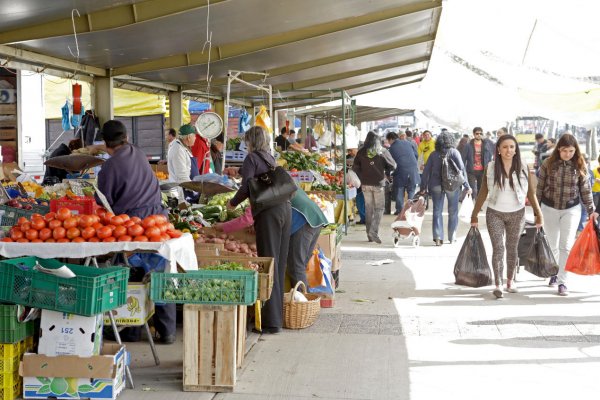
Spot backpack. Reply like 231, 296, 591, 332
441, 151, 465, 192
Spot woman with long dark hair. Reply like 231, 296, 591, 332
536, 133, 597, 296
227, 126, 291, 333
352, 132, 396, 243
471, 135, 543, 298
421, 132, 471, 246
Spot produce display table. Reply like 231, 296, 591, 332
0, 233, 198, 272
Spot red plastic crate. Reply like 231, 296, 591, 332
50, 196, 98, 215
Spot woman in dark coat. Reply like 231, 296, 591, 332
227, 126, 291, 334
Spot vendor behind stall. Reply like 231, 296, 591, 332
96, 120, 176, 344
42, 139, 83, 185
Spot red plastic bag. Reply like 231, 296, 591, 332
565, 220, 600, 275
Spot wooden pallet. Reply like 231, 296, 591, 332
183, 304, 247, 392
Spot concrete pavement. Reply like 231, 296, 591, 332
120, 211, 600, 400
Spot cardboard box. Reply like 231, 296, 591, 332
0, 162, 18, 181
199, 226, 256, 245
38, 310, 103, 357
21, 344, 127, 400
104, 283, 154, 326
317, 232, 337, 264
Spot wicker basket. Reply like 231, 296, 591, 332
283, 281, 321, 329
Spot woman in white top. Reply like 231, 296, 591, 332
470, 135, 543, 298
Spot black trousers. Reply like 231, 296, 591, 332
287, 223, 321, 288
254, 202, 291, 330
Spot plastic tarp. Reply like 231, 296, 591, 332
354, 0, 600, 130
44, 79, 168, 119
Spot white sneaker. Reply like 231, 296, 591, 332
492, 287, 503, 298
506, 285, 519, 293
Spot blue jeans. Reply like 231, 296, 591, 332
430, 185, 460, 241
356, 189, 366, 223
394, 180, 416, 214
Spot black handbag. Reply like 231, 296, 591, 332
248, 151, 297, 213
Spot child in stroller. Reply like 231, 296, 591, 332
391, 195, 427, 247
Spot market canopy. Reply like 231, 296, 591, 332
294, 105, 413, 125
0, 0, 442, 110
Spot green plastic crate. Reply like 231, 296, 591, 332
150, 269, 257, 306
0, 305, 35, 344
0, 205, 38, 227
0, 257, 129, 317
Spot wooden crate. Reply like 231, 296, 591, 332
0, 104, 16, 114
0, 129, 16, 140
183, 304, 247, 392
194, 242, 223, 257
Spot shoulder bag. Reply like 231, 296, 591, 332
248, 151, 298, 214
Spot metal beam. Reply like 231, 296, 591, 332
0, 58, 95, 82
349, 78, 424, 97
230, 56, 430, 97
0, 44, 106, 76
184, 34, 434, 90
340, 70, 427, 92
0, 0, 228, 44
114, 75, 179, 92
115, 1, 441, 76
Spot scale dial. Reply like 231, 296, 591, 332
195, 111, 224, 139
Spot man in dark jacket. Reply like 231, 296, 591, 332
463, 127, 494, 198
386, 132, 420, 214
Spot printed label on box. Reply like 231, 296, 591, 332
103, 283, 154, 326
38, 310, 103, 357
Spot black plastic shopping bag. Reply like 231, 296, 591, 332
454, 227, 493, 287
524, 229, 559, 278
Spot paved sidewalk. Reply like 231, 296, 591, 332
120, 212, 600, 400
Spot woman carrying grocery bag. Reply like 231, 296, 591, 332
536, 133, 597, 296
470, 135, 543, 298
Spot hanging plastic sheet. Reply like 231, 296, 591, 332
61, 101, 71, 131
238, 109, 252, 133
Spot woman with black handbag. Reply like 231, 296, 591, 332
227, 126, 292, 334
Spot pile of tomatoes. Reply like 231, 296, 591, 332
2, 207, 183, 243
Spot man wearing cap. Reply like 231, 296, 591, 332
96, 120, 176, 344
168, 124, 198, 184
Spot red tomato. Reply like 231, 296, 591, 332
25, 229, 38, 241
88, 237, 100, 243
130, 217, 142, 224
118, 235, 132, 242
56, 238, 70, 243
52, 227, 66, 240
56, 208, 72, 221
160, 234, 170, 242
145, 226, 161, 238
158, 223, 168, 234
81, 227, 96, 240
110, 216, 124, 226
71, 237, 86, 243
141, 216, 157, 229
118, 214, 130, 222
45, 238, 56, 243
31, 213, 43, 220
133, 235, 149, 242
16, 238, 30, 243
78, 215, 94, 228
1, 238, 13, 242
92, 222, 103, 230
66, 227, 81, 239
96, 226, 112, 239
10, 229, 24, 241
149, 234, 162, 242
102, 237, 116, 243
153, 214, 168, 224
127, 224, 144, 237
113, 226, 127, 238
16, 217, 28, 226
30, 239, 44, 243
38, 228, 52, 241
167, 229, 183, 238
123, 220, 135, 228
20, 222, 32, 233
166, 223, 175, 231
31, 218, 46, 231
63, 217, 78, 229
103, 212, 115, 225
44, 212, 56, 222
48, 219, 62, 230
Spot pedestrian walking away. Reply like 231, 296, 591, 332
536, 133, 598, 296
352, 131, 396, 244
386, 132, 420, 215
470, 135, 543, 298
420, 131, 471, 246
